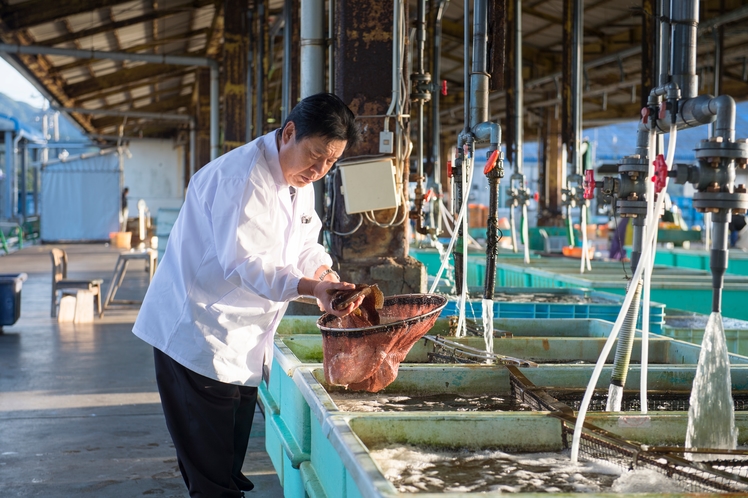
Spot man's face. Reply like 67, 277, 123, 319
278, 122, 347, 188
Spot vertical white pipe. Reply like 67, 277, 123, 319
4, 131, 12, 219
300, 0, 325, 97
189, 119, 196, 190
210, 64, 219, 160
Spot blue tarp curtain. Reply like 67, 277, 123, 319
40, 152, 121, 242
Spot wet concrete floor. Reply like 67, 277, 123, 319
0, 244, 283, 497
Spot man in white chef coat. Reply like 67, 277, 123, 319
133, 93, 363, 497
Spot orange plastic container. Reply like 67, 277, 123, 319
562, 245, 594, 260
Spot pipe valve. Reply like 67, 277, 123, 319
583, 170, 596, 200
652, 154, 669, 193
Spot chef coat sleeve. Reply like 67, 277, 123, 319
296, 205, 333, 277
207, 175, 304, 303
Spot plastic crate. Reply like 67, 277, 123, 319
439, 288, 666, 333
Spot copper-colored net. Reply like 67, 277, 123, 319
317, 294, 447, 392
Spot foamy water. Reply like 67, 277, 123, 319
606, 384, 624, 412
686, 312, 738, 458
370, 445, 689, 493
481, 298, 494, 356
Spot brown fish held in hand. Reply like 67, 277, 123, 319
328, 284, 384, 326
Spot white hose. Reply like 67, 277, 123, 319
571, 124, 678, 462
580, 206, 591, 273
429, 153, 476, 341
457, 152, 471, 338
522, 204, 530, 264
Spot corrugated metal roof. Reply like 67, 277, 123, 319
0, 0, 747, 145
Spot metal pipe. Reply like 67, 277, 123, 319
670, 0, 699, 99
570, 0, 583, 176
470, 0, 489, 129
255, 1, 265, 137
210, 65, 219, 160
3, 131, 15, 220
32, 167, 38, 216
282, 0, 293, 123
463, 0, 470, 134
711, 214, 729, 313
514, 0, 523, 175
246, 8, 254, 140
0, 42, 216, 67
53, 107, 191, 121
658, 0, 670, 86
189, 119, 196, 183
20, 144, 26, 220
300, 0, 326, 97
431, 0, 449, 235
301, 0, 326, 222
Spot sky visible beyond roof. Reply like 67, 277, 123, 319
0, 58, 46, 108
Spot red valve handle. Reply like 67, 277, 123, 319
652, 154, 669, 193
447, 160, 453, 178
583, 170, 596, 200
641, 107, 650, 124
484, 149, 500, 175
424, 189, 434, 202
533, 191, 539, 202
658, 101, 667, 120
441, 80, 448, 96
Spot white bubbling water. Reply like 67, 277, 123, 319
481, 298, 494, 357
369, 445, 689, 494
686, 312, 738, 459
606, 384, 624, 412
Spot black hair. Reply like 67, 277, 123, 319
282, 93, 360, 150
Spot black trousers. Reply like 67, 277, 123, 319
154, 348, 258, 498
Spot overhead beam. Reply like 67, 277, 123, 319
57, 106, 191, 121
48, 29, 209, 75
65, 63, 187, 98
74, 70, 193, 103
91, 95, 192, 128
32, 1, 213, 47
1, 0, 140, 31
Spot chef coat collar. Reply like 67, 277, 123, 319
262, 129, 288, 188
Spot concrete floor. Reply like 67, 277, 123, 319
0, 244, 284, 497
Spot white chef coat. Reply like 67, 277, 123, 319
132, 131, 332, 386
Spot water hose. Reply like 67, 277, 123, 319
608, 279, 643, 391
509, 206, 518, 253
521, 204, 530, 264
571, 185, 668, 461
571, 125, 677, 461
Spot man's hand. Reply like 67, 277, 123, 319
313, 280, 364, 317
296, 277, 363, 317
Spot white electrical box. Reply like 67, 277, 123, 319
338, 157, 400, 214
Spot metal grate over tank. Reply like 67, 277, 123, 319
508, 366, 748, 493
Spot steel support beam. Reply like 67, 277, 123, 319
0, 43, 219, 160
332, 0, 406, 261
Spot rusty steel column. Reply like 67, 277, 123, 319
223, 0, 249, 152
539, 105, 564, 225
332, 0, 425, 295
641, 0, 655, 108
195, 67, 212, 171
